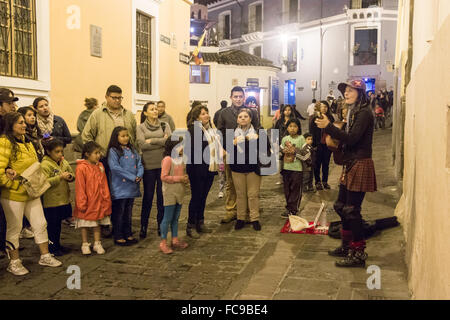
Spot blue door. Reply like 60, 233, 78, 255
284, 79, 296, 105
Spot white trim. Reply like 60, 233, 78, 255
282, 0, 301, 25
132, 0, 161, 113
350, 22, 382, 66
0, 0, 51, 99
208, 0, 235, 12
249, 43, 263, 58
218, 10, 232, 40
248, 1, 264, 33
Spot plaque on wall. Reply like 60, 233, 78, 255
179, 53, 190, 64
90, 25, 102, 58
160, 34, 171, 45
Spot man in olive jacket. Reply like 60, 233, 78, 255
82, 85, 137, 153
81, 85, 136, 238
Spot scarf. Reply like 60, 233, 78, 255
346, 103, 355, 133
234, 124, 257, 153
37, 112, 54, 136
201, 122, 223, 172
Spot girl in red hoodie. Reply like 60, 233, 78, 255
74, 141, 112, 255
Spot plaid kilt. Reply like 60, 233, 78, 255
339, 158, 377, 192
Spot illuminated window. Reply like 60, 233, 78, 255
0, 0, 37, 79
190, 65, 210, 84
353, 29, 378, 66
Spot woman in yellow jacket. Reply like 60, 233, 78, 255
0, 112, 62, 276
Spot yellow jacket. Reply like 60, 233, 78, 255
0, 136, 39, 202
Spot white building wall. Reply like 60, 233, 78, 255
189, 63, 277, 126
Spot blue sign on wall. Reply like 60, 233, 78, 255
285, 79, 296, 105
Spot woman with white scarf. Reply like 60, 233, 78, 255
33, 97, 72, 147
186, 105, 222, 238
230, 108, 263, 231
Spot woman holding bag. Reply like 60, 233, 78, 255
0, 112, 62, 276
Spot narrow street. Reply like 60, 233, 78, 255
0, 128, 410, 300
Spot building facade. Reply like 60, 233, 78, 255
205, 0, 398, 112
189, 46, 280, 128
393, 0, 450, 299
1, 0, 192, 132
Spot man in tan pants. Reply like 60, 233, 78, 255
222, 162, 237, 223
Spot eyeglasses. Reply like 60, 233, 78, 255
109, 96, 124, 101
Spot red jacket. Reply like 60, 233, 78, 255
73, 159, 112, 221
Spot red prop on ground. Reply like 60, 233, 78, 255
280, 220, 329, 235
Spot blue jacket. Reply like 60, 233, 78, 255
108, 147, 144, 200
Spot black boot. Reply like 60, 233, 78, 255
140, 225, 147, 239
196, 220, 212, 233
186, 223, 200, 239
335, 241, 367, 268
328, 229, 352, 257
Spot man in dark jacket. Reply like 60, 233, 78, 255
213, 100, 227, 128
217, 86, 260, 223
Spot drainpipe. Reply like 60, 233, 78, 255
319, 0, 325, 99
234, 0, 243, 50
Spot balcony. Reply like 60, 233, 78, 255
219, 39, 231, 48
241, 31, 263, 43
346, 7, 383, 21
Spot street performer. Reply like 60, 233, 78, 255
315, 79, 376, 268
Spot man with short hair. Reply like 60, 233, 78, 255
82, 85, 137, 152
0, 88, 18, 131
82, 85, 137, 238
213, 100, 227, 128
157, 100, 176, 132
0, 88, 19, 258
217, 86, 260, 223
307, 99, 317, 117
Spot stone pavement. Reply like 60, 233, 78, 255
0, 128, 411, 300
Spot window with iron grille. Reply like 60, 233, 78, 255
136, 12, 152, 95
0, 0, 37, 79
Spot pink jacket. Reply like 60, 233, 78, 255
73, 159, 112, 221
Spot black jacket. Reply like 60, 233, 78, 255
229, 129, 273, 175
309, 111, 335, 148
52, 115, 72, 147
213, 107, 226, 128
186, 124, 217, 178
324, 103, 374, 162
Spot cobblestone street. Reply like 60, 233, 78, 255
0, 128, 411, 300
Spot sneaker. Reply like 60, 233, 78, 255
81, 242, 92, 255
323, 182, 331, 190
252, 221, 262, 231
316, 182, 323, 191
7, 259, 29, 276
218, 191, 224, 199
280, 211, 290, 218
19, 228, 34, 239
93, 241, 105, 255
39, 253, 62, 267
